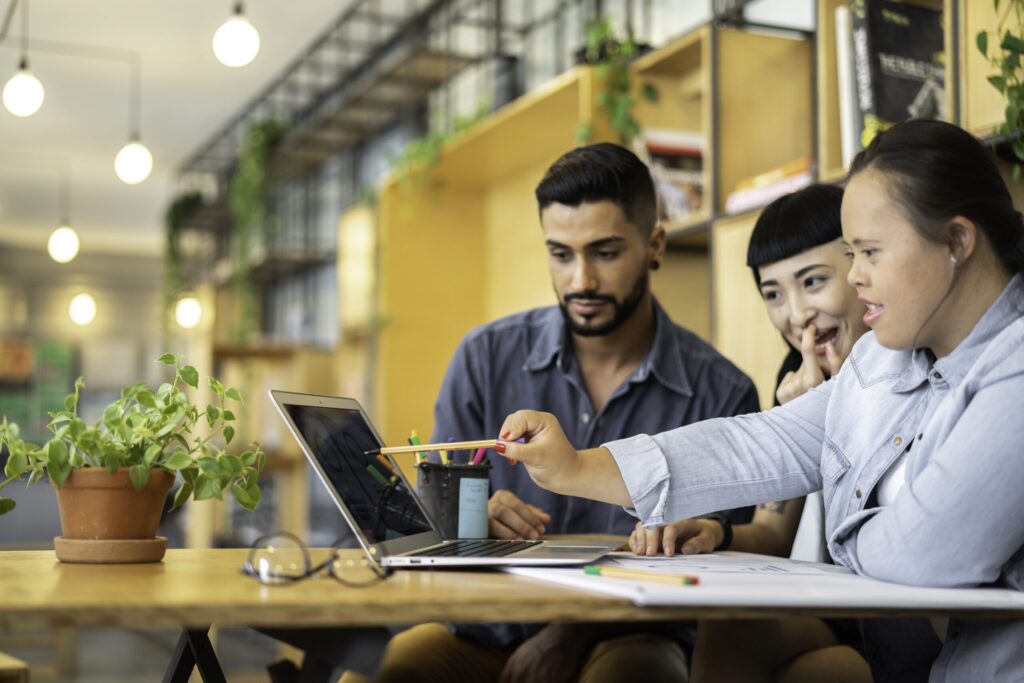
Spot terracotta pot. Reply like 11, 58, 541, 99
53, 467, 174, 540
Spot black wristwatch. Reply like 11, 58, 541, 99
699, 513, 733, 551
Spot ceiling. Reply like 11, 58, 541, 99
0, 0, 349, 257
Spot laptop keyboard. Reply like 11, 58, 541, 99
415, 539, 542, 558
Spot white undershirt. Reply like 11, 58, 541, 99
876, 450, 909, 507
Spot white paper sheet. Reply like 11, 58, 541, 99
505, 552, 1024, 613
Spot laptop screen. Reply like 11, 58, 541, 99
282, 403, 433, 544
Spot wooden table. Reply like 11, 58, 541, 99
2, 548, 1022, 681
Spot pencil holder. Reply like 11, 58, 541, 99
417, 462, 491, 539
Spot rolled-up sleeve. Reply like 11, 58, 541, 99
605, 379, 832, 526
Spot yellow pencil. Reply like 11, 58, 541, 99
583, 565, 700, 585
366, 439, 499, 456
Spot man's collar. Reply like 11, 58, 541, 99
524, 299, 694, 397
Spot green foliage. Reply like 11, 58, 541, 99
577, 18, 658, 146
0, 354, 264, 517
390, 100, 491, 192
977, 0, 1024, 177
228, 120, 283, 341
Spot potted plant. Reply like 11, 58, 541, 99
976, 0, 1024, 179
0, 353, 264, 563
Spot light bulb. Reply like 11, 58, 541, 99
114, 141, 153, 185
47, 225, 79, 264
69, 293, 97, 326
213, 9, 260, 68
174, 296, 202, 329
3, 65, 44, 117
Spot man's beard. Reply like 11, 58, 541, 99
559, 270, 648, 337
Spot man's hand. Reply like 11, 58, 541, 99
498, 624, 593, 683
489, 490, 551, 539
776, 324, 843, 405
628, 518, 724, 556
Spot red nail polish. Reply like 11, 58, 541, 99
501, 432, 511, 439
494, 442, 506, 454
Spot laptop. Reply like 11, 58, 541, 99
269, 390, 621, 567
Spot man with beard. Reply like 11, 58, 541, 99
352, 144, 759, 683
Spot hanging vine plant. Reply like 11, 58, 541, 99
576, 18, 658, 146
390, 100, 491, 193
163, 191, 202, 333
976, 0, 1024, 180
227, 119, 283, 342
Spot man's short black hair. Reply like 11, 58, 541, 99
535, 143, 657, 234
746, 184, 845, 286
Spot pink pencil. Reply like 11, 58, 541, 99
471, 447, 487, 465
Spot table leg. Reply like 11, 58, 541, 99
162, 627, 226, 683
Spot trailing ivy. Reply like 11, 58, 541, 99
977, 0, 1024, 180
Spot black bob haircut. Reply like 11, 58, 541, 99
535, 143, 657, 235
746, 183, 845, 287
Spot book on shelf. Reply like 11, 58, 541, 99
835, 4, 861, 170
850, 0, 945, 148
724, 157, 813, 215
633, 129, 704, 223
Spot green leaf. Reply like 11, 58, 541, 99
240, 451, 257, 467
989, 75, 1008, 91
222, 410, 236, 421
64, 394, 77, 412
4, 450, 28, 477
27, 468, 44, 486
220, 454, 243, 477
69, 418, 86, 438
179, 365, 199, 389
163, 452, 193, 470
223, 425, 235, 445
205, 405, 220, 425
170, 482, 193, 511
47, 440, 71, 487
1002, 32, 1024, 55
194, 474, 224, 501
225, 388, 242, 403
144, 444, 163, 466
231, 482, 258, 511
197, 456, 221, 476
129, 464, 150, 491
977, 30, 988, 58
0, 498, 15, 515
157, 353, 178, 365
137, 391, 158, 409
208, 377, 225, 395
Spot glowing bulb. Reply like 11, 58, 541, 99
174, 296, 202, 329
212, 8, 260, 68
114, 141, 153, 185
69, 293, 96, 326
47, 226, 79, 264
3, 65, 44, 117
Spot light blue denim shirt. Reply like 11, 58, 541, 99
606, 274, 1024, 682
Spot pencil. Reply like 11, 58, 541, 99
583, 565, 700, 586
365, 439, 499, 456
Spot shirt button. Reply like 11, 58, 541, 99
893, 436, 903, 447
855, 489, 863, 499
581, 413, 590, 424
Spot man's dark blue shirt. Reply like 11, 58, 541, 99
431, 299, 760, 648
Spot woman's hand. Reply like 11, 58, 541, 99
776, 325, 843, 405
628, 518, 725, 556
496, 411, 633, 506
496, 411, 581, 495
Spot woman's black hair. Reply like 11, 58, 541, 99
848, 119, 1024, 274
746, 184, 845, 286
535, 143, 657, 234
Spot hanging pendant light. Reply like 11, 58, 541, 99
114, 138, 153, 184
114, 57, 153, 184
213, 2, 260, 68
3, 1, 43, 117
174, 296, 203, 329
69, 292, 97, 326
47, 225, 79, 263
